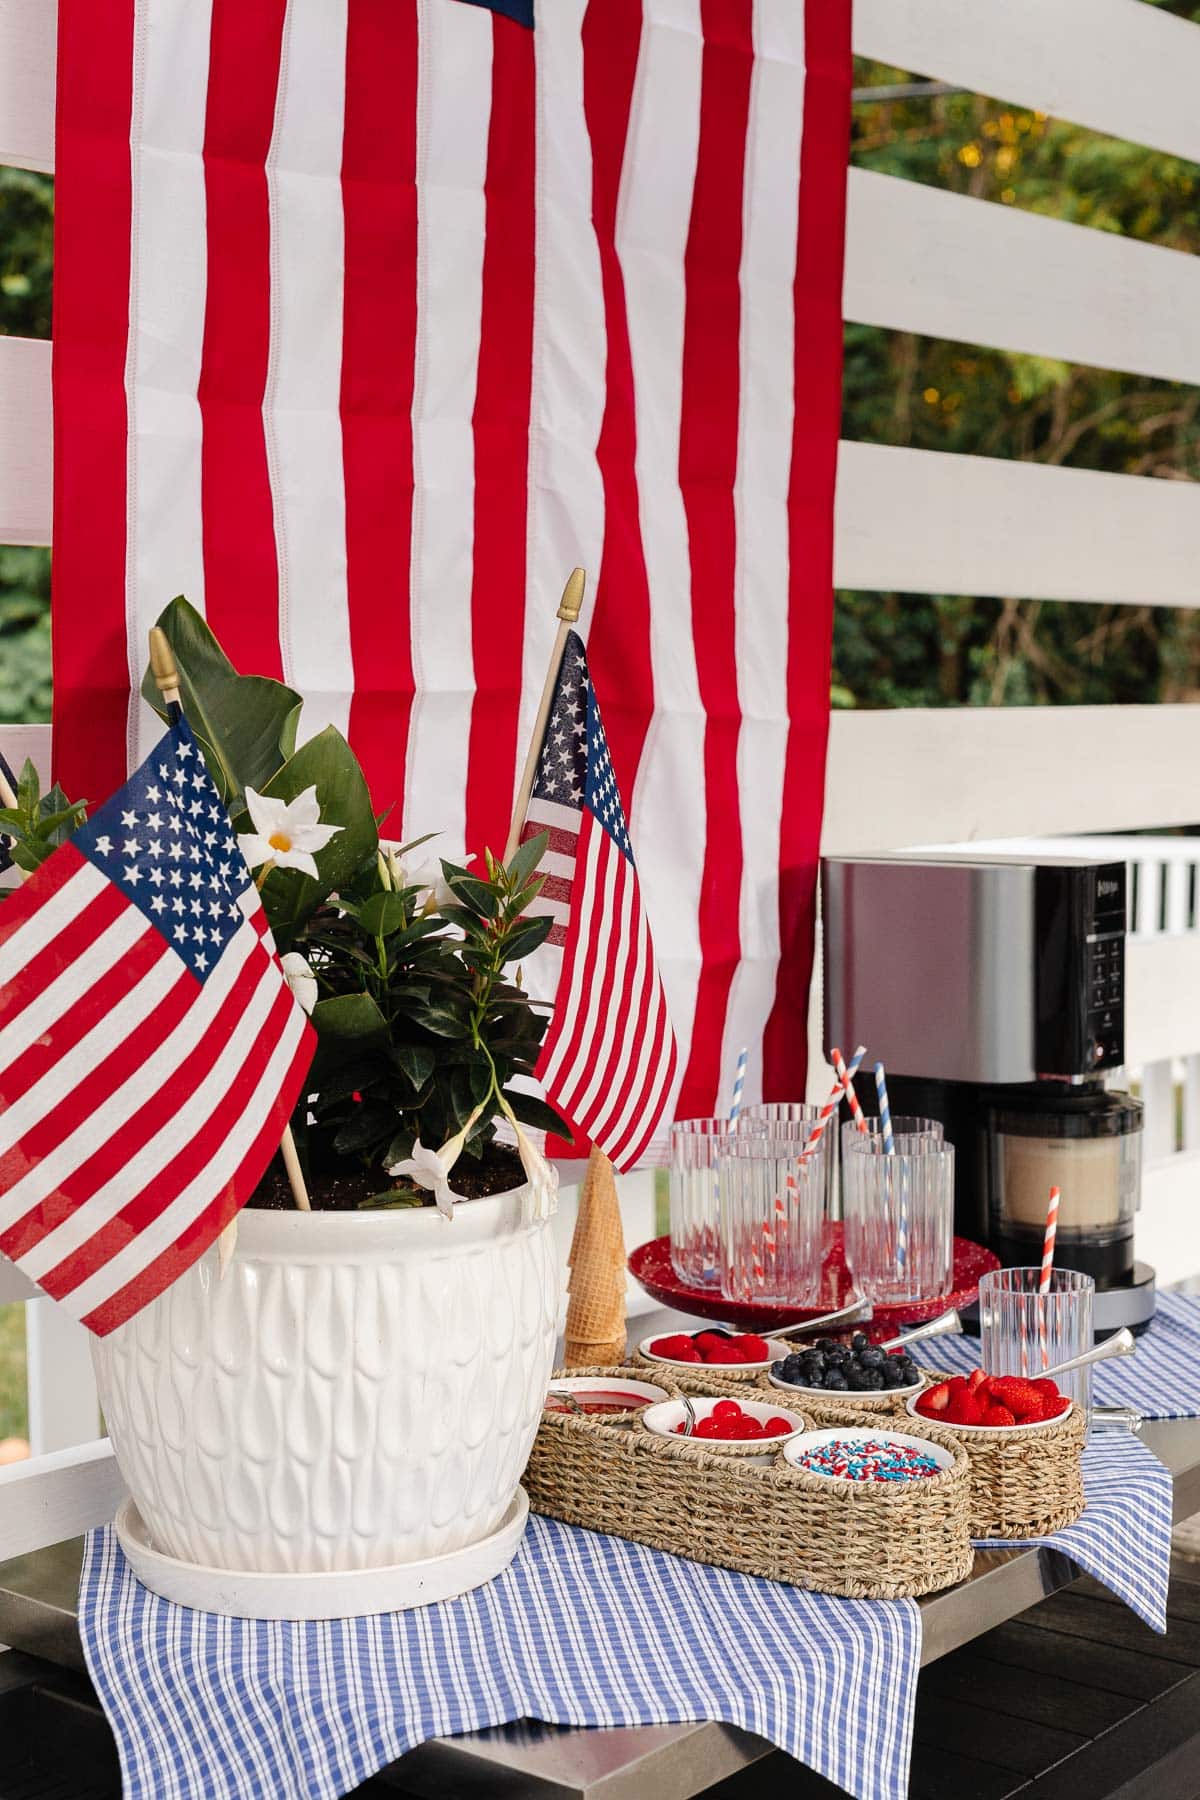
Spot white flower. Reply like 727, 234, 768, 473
388, 1139, 467, 1221
409, 855, 475, 910
500, 1102, 559, 1222
281, 952, 318, 1015
238, 785, 342, 881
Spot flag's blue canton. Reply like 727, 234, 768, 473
456, 0, 534, 26
73, 720, 249, 983
533, 630, 633, 863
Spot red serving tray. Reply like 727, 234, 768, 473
628, 1225, 999, 1338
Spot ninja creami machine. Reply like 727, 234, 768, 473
823, 854, 1155, 1335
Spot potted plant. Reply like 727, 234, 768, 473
9, 599, 569, 1605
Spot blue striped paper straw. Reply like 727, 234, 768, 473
728, 1046, 748, 1122
875, 1061, 906, 1271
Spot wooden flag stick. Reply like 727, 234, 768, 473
149, 629, 312, 1213
503, 571, 627, 1366
502, 567, 586, 865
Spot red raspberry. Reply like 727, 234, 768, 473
650, 1335, 694, 1359
670, 1344, 701, 1362
736, 1335, 771, 1360
703, 1342, 743, 1364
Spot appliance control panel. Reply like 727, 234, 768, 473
1036, 861, 1126, 1075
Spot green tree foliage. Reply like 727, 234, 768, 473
839, 6, 1200, 708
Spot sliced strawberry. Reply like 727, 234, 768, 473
919, 1380, 952, 1415
987, 1376, 1045, 1420
967, 1368, 988, 1393
944, 1391, 985, 1426
1033, 1378, 1062, 1402
981, 1402, 1016, 1428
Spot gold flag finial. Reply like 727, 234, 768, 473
149, 627, 180, 703
557, 567, 586, 624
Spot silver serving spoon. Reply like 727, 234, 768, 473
1092, 1404, 1144, 1432
546, 1388, 588, 1417
679, 1391, 698, 1438
1037, 1326, 1136, 1387
694, 1293, 875, 1346
879, 1309, 964, 1353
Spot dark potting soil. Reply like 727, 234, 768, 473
248, 1143, 527, 1212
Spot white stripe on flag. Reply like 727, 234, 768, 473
403, 0, 493, 853
0, 939, 182, 1149
719, 0, 805, 1108
605, 914, 671, 1160
518, 0, 607, 799
63, 1003, 309, 1322
125, 0, 214, 769
0, 904, 153, 1081
0, 919, 261, 1240
589, 892, 652, 1145
564, 847, 635, 1121
541, 820, 609, 1093
267, 0, 355, 746
23, 940, 288, 1284
618, 0, 705, 1114
0, 862, 108, 991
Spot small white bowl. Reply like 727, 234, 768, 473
767, 1366, 925, 1402
637, 1332, 791, 1377
641, 1394, 806, 1448
544, 1376, 669, 1416
904, 1391, 1072, 1435
784, 1426, 955, 1482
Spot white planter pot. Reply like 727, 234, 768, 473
92, 1186, 560, 1580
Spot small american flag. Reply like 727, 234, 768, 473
524, 631, 676, 1170
0, 720, 314, 1336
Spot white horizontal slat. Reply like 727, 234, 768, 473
853, 0, 1200, 168
0, 1439, 124, 1563
822, 705, 1200, 855
845, 167, 1200, 389
835, 441, 1200, 607
0, 336, 51, 546
0, 0, 56, 173
0, 721, 51, 783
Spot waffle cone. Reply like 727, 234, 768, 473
564, 1147, 627, 1367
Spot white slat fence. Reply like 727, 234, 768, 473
2, 0, 1200, 1552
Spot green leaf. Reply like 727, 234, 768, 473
16, 757, 37, 814
249, 726, 379, 946
505, 830, 547, 891
442, 868, 498, 919
393, 1043, 436, 1089
142, 596, 303, 806
357, 890, 410, 938
310, 991, 389, 1041
496, 915, 553, 965
504, 1088, 573, 1140
333, 1104, 394, 1156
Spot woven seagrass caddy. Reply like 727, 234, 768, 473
523, 1366, 974, 1599
900, 1387, 1087, 1538
547, 1365, 672, 1425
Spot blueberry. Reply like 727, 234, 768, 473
859, 1347, 884, 1369
824, 1370, 849, 1391
817, 1337, 838, 1353
865, 1369, 885, 1390
847, 1367, 869, 1391
851, 1332, 869, 1351
881, 1363, 902, 1388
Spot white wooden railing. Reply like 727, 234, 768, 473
2, 0, 1200, 1553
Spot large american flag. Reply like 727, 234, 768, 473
524, 631, 675, 1169
50, 0, 850, 1124
0, 721, 314, 1335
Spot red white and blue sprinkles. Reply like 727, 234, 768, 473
795, 1439, 942, 1483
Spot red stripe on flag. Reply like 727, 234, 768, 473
465, 14, 537, 862
198, 0, 287, 678
581, 0, 654, 806
41, 977, 299, 1301
50, 0, 136, 801
0, 855, 113, 971
553, 843, 632, 1115
0, 935, 261, 1260
0, 922, 171, 1107
537, 817, 606, 1102
675, 0, 753, 1121
610, 988, 675, 1169
342, 0, 420, 816
586, 887, 651, 1146
762, 0, 851, 1099
81, 1017, 313, 1337
0, 878, 130, 1036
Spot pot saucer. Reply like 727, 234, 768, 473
115, 1489, 529, 1621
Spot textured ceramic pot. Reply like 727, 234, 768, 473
91, 1186, 560, 1575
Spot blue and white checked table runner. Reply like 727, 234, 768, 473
79, 1513, 922, 1800
917, 1289, 1200, 1419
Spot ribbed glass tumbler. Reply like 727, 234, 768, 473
668, 1118, 739, 1288
842, 1126, 953, 1305
978, 1266, 1095, 1422
717, 1125, 826, 1306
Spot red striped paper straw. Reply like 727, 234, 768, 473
802, 1045, 867, 1162
1038, 1185, 1060, 1371
833, 1046, 870, 1136
1039, 1187, 1060, 1293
